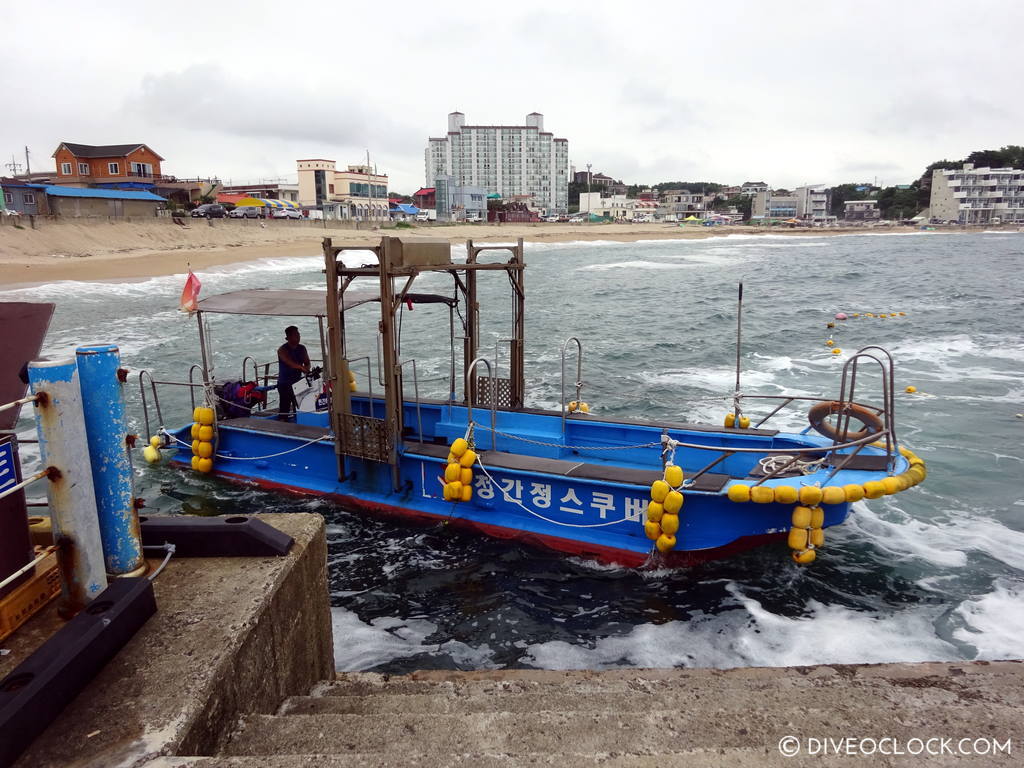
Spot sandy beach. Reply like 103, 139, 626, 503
0, 216, 969, 287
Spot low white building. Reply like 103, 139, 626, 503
930, 163, 1024, 224
578, 192, 636, 219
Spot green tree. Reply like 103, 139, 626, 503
829, 183, 878, 217
652, 181, 724, 193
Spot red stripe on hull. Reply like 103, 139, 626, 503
210, 468, 787, 568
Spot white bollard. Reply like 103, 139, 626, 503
27, 358, 108, 616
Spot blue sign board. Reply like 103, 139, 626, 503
0, 439, 16, 496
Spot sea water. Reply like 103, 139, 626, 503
4, 231, 1023, 672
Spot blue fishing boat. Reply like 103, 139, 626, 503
140, 236, 927, 567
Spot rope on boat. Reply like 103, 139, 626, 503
474, 454, 640, 529
479, 426, 662, 452
757, 454, 825, 476
161, 428, 331, 461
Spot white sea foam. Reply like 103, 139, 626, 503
952, 579, 1024, 660
331, 607, 496, 671
579, 260, 691, 272
523, 583, 957, 670
845, 500, 1024, 572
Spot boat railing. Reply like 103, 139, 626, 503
397, 358, 424, 442
674, 425, 896, 488
138, 369, 205, 438
465, 357, 498, 450
560, 336, 583, 436
241, 357, 326, 389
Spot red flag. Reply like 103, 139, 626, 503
180, 270, 201, 313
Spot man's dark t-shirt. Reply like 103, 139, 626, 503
278, 343, 309, 388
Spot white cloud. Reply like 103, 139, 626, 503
3, 0, 1022, 192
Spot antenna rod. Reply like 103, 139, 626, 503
734, 282, 743, 417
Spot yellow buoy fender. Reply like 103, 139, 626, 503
191, 439, 200, 454
738, 416, 750, 429
190, 423, 201, 439
810, 506, 824, 528
195, 407, 215, 426
663, 490, 683, 515
750, 485, 774, 504
646, 501, 664, 523
644, 520, 662, 540
727, 484, 751, 503
150, 435, 162, 449
844, 484, 865, 502
810, 528, 825, 548
660, 514, 680, 535
724, 413, 736, 428
143, 445, 160, 464
444, 463, 461, 483
774, 485, 798, 505
664, 465, 684, 488
197, 457, 213, 473
791, 505, 813, 529
191, 456, 201, 470
799, 486, 823, 506
863, 480, 886, 499
821, 486, 846, 506
788, 527, 809, 550
198, 425, 214, 441
461, 484, 473, 502
792, 548, 817, 564
451, 438, 469, 458
448, 481, 463, 498
459, 449, 477, 468
650, 480, 670, 503
655, 534, 676, 554
460, 468, 473, 485
882, 476, 902, 495
197, 441, 213, 459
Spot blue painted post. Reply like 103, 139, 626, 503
27, 358, 108, 615
76, 345, 146, 577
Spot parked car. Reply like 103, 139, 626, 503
466, 213, 483, 223
568, 216, 584, 223
543, 216, 560, 223
228, 206, 262, 219
271, 209, 302, 219
191, 204, 226, 218
415, 212, 431, 222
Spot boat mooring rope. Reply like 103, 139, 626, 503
161, 428, 331, 461
473, 453, 640, 529
478, 426, 662, 452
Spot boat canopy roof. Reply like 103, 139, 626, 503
196, 288, 454, 317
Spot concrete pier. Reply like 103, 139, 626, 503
2, 513, 1019, 767
0, 514, 332, 768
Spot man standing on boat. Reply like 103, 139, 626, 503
277, 325, 310, 419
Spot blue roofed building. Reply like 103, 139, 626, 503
389, 202, 420, 221
43, 186, 167, 218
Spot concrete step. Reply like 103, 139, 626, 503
220, 706, 1022, 758
315, 662, 1024, 703
145, 748, 1007, 768
147, 747, 965, 768
281, 678, 972, 716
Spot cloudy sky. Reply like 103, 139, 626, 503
4, 1, 1021, 193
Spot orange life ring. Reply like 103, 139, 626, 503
807, 401, 884, 442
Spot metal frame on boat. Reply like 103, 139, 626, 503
139, 236, 927, 567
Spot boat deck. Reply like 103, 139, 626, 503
218, 416, 731, 492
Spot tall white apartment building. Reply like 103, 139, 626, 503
425, 112, 569, 213
930, 163, 1024, 224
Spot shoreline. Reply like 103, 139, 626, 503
0, 219, 1009, 289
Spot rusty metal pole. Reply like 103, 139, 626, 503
27, 358, 108, 616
